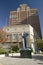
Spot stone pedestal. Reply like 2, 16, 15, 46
20, 49, 32, 58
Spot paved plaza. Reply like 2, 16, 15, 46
0, 53, 43, 65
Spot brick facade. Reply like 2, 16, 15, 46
9, 4, 42, 38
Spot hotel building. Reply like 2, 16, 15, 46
9, 4, 42, 38
2, 4, 42, 52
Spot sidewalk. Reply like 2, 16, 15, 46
0, 63, 3, 65
0, 53, 43, 65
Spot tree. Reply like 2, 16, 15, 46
37, 38, 43, 51
0, 29, 7, 43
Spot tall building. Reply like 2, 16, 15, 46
9, 4, 42, 38
1, 4, 42, 52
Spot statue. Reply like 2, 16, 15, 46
20, 32, 32, 58
22, 32, 28, 49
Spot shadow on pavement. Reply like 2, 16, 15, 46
38, 62, 43, 65
9, 54, 43, 60
11, 56, 20, 58
10, 56, 32, 59
32, 54, 43, 61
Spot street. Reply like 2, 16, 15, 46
0, 53, 43, 65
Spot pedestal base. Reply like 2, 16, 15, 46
20, 49, 32, 58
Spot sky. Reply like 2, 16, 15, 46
0, 0, 43, 36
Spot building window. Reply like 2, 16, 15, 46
13, 34, 18, 40
31, 12, 38, 16
7, 28, 9, 31
7, 34, 12, 39
10, 15, 17, 18
21, 7, 25, 11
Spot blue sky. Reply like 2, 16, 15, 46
0, 0, 43, 36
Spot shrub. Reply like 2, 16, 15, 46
0, 49, 7, 54
12, 46, 19, 53
37, 38, 43, 51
